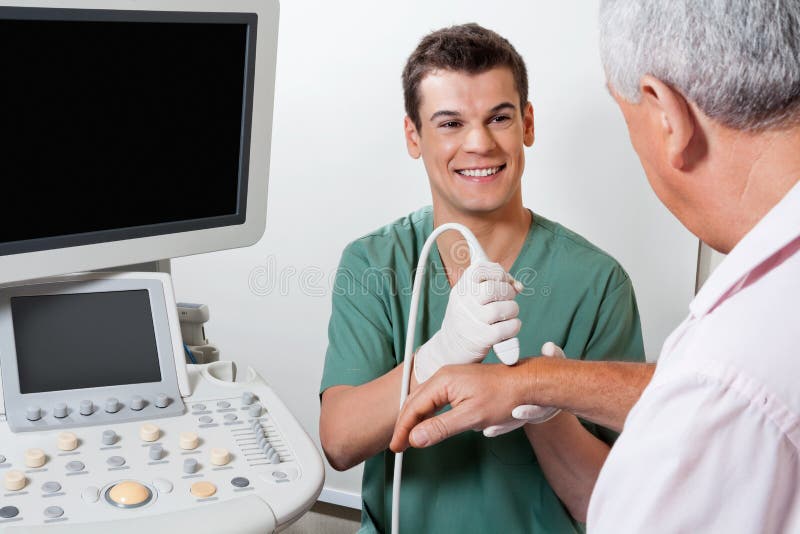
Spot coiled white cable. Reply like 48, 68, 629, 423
391, 223, 520, 534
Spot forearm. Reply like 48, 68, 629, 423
320, 363, 417, 470
524, 412, 609, 522
525, 357, 655, 431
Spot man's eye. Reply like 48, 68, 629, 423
491, 115, 511, 124
440, 121, 461, 129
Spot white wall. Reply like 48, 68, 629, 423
171, 0, 699, 506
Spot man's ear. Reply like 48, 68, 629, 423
404, 116, 422, 159
523, 102, 534, 147
639, 75, 694, 170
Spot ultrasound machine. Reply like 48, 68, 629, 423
0, 2, 325, 532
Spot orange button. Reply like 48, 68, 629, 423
190, 481, 217, 498
108, 481, 152, 507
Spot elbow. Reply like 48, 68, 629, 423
319, 410, 360, 471
320, 430, 359, 471
323, 446, 357, 472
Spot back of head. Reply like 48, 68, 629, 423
402, 23, 529, 131
599, 0, 800, 131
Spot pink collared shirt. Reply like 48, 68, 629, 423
587, 182, 800, 533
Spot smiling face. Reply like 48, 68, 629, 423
405, 67, 534, 218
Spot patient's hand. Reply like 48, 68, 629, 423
390, 361, 533, 451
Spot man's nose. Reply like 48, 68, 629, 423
462, 125, 496, 153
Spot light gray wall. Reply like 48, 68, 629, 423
171, 0, 699, 507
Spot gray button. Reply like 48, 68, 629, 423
80, 400, 94, 416
81, 486, 100, 503
271, 470, 287, 480
0, 506, 19, 519
251, 421, 262, 433
105, 398, 120, 413
26, 405, 42, 421
107, 456, 126, 467
44, 506, 64, 518
230, 477, 250, 488
130, 396, 145, 411
192, 404, 206, 411
199, 416, 213, 424
224, 414, 238, 422
149, 445, 164, 460
183, 458, 198, 474
53, 403, 68, 419
42, 481, 62, 493
0, 455, 6, 464
248, 404, 262, 418
216, 401, 231, 409
241, 391, 255, 406
66, 460, 85, 472
152, 477, 173, 494
155, 394, 169, 408
102, 430, 118, 446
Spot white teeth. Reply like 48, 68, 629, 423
457, 166, 501, 177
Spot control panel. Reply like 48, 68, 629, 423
0, 362, 324, 533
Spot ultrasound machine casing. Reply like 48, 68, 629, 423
0, 1, 325, 531
0, 273, 324, 533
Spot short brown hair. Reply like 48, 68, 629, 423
402, 23, 529, 131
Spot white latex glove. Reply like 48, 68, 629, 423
482, 342, 566, 437
414, 261, 523, 383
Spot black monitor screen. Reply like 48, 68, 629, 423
0, 9, 256, 256
12, 290, 162, 393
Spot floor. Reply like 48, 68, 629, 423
284, 501, 361, 533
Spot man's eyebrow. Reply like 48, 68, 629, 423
489, 102, 516, 114
429, 102, 518, 122
429, 109, 461, 122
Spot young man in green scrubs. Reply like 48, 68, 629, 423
319, 24, 645, 533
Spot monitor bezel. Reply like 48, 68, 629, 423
0, 7, 257, 257
0, 0, 278, 285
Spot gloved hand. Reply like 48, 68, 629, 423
482, 341, 566, 437
414, 261, 523, 383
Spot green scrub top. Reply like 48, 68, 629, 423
321, 206, 645, 533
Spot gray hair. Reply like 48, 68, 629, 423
599, 0, 800, 130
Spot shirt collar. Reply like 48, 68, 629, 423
690, 180, 800, 318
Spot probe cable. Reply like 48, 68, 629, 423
391, 223, 519, 534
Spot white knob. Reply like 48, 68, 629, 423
26, 406, 42, 421
80, 400, 94, 416
210, 447, 230, 466
4, 470, 26, 491
140, 423, 160, 442
179, 432, 199, 450
24, 448, 46, 468
53, 403, 68, 418
130, 396, 145, 411
102, 430, 118, 446
57, 431, 78, 451
155, 394, 169, 408
105, 398, 120, 413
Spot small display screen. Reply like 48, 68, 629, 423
12, 290, 162, 393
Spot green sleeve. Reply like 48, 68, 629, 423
580, 270, 646, 444
320, 243, 397, 395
